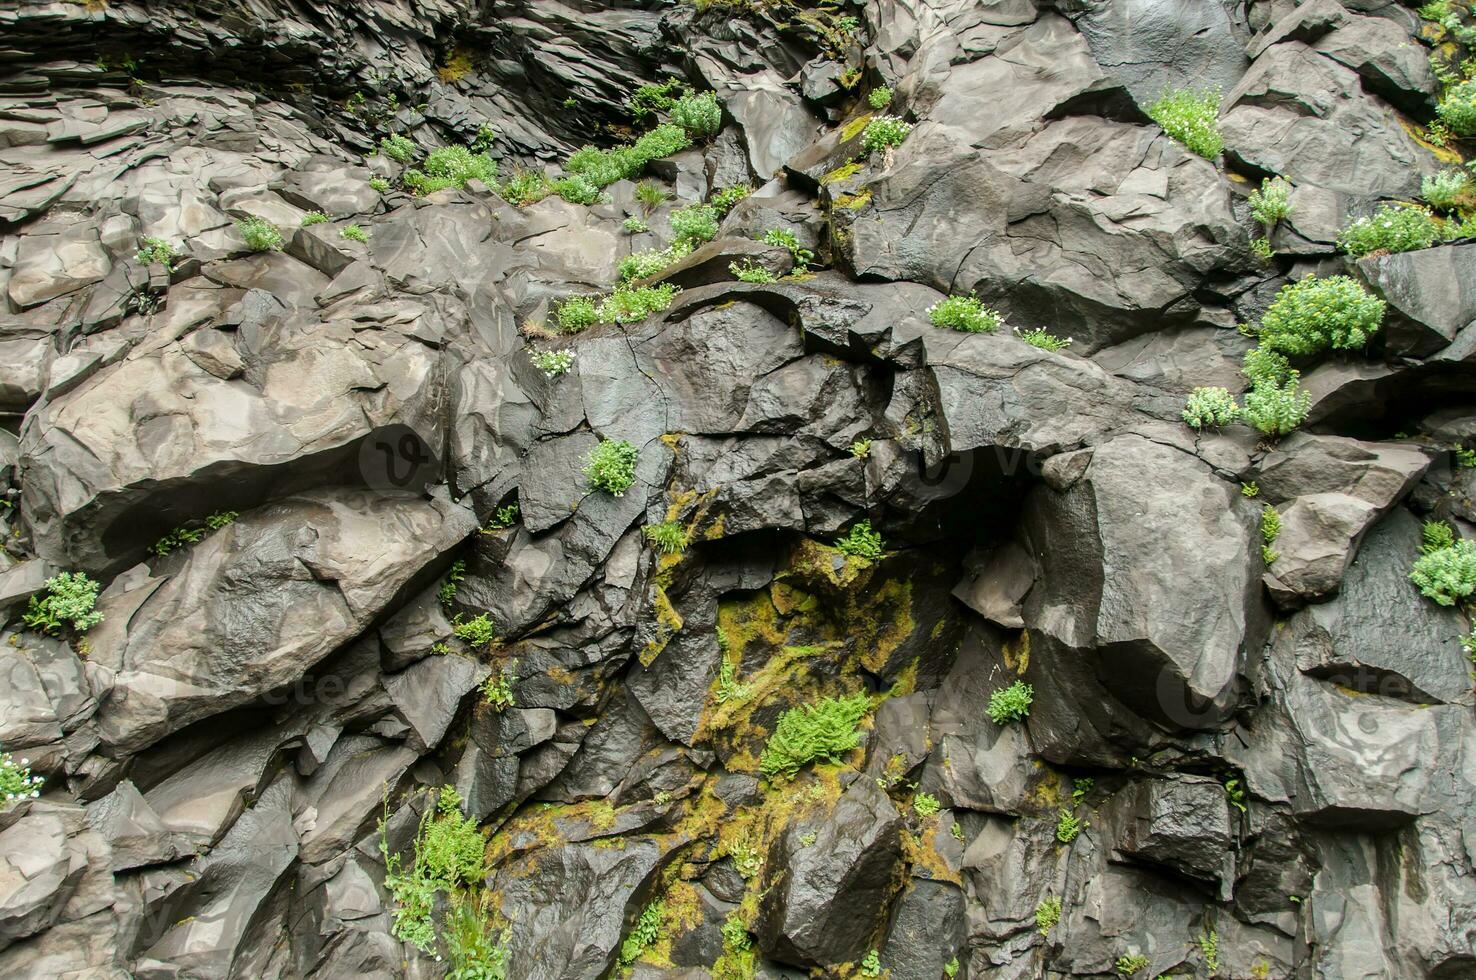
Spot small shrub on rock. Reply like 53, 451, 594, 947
1411, 521, 1476, 605
670, 203, 719, 246
620, 242, 692, 282
912, 792, 941, 818
1257, 275, 1384, 356
1261, 504, 1282, 565
23, 572, 103, 635
0, 750, 43, 803
531, 348, 575, 378
369, 177, 390, 194
378, 786, 485, 953
1035, 896, 1061, 936
1055, 808, 1082, 843
481, 666, 516, 711
835, 519, 883, 559
1182, 386, 1239, 430
1422, 168, 1472, 211
761, 228, 814, 270
759, 691, 871, 780
635, 180, 669, 213
444, 899, 510, 980
860, 114, 912, 154
236, 216, 283, 252
378, 133, 418, 164
135, 236, 176, 267
339, 223, 369, 242
618, 898, 666, 967
1115, 953, 1151, 976
1015, 326, 1072, 351
452, 612, 496, 648
1242, 374, 1311, 438
644, 521, 688, 555
1337, 203, 1443, 258
631, 123, 694, 162
301, 210, 330, 227
585, 439, 640, 495
987, 680, 1033, 724
710, 184, 750, 214
598, 283, 679, 324
1242, 347, 1291, 389
501, 169, 553, 206
550, 174, 603, 205
928, 294, 1001, 333
623, 216, 648, 234
628, 78, 687, 122
402, 145, 498, 195
671, 90, 722, 138
556, 296, 599, 333
1146, 87, 1222, 159
730, 259, 777, 283
1248, 177, 1293, 226
868, 86, 893, 109
1437, 78, 1476, 137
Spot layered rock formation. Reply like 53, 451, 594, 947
1, 1, 1474, 977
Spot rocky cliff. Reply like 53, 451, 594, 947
1, 0, 1475, 977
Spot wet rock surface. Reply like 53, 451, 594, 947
0, 1, 1473, 978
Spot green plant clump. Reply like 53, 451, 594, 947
531, 348, 575, 378
1, 749, 44, 803
444, 899, 510, 980
1249, 176, 1293, 226
1055, 807, 1082, 843
369, 177, 390, 194
1437, 78, 1476, 137
1014, 326, 1072, 351
1199, 928, 1220, 974
378, 133, 418, 164
152, 510, 238, 556
835, 519, 884, 560
858, 950, 882, 977
501, 169, 553, 206
1115, 953, 1151, 976
236, 216, 284, 252
598, 283, 679, 324
710, 184, 751, 214
1258, 274, 1385, 356
987, 680, 1033, 724
301, 210, 330, 227
629, 78, 688, 122
1242, 373, 1311, 438
761, 228, 814, 270
1146, 87, 1223, 158
929, 293, 1001, 333
379, 786, 486, 953
759, 692, 872, 780
1423, 168, 1472, 211
440, 558, 466, 607
620, 241, 693, 282
452, 613, 496, 648
619, 899, 666, 966
135, 236, 176, 267
550, 174, 603, 205
1411, 520, 1476, 605
644, 521, 688, 555
868, 86, 893, 109
670, 203, 719, 246
913, 792, 941, 818
1182, 386, 1239, 430
23, 572, 103, 635
860, 114, 912, 154
585, 439, 640, 496
623, 216, 649, 234
1242, 347, 1291, 388
730, 259, 777, 283
556, 296, 600, 333
1261, 504, 1282, 565
403, 145, 499, 195
340, 223, 369, 242
482, 666, 516, 711
1337, 203, 1444, 258
1035, 896, 1061, 936
671, 90, 722, 138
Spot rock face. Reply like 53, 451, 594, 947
0, 2, 1473, 979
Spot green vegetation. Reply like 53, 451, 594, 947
944, 957, 959, 978
1115, 953, 1151, 976
585, 439, 640, 496
623, 216, 649, 234
759, 692, 872, 780
1146, 87, 1222, 159
482, 665, 516, 711
715, 633, 751, 704
1242, 347, 1291, 388
452, 613, 496, 648
913, 792, 941, 818
531, 348, 575, 378
1337, 203, 1443, 257
858, 950, 882, 977
1014, 326, 1072, 351
714, 911, 756, 980
339, 223, 369, 242
761, 228, 814, 270
23, 572, 103, 635
501, 169, 553, 206
1055, 807, 1082, 843
1261, 505, 1282, 566
635, 180, 669, 213
378, 133, 418, 164
369, 177, 390, 194
671, 90, 722, 138
860, 115, 912, 154
711, 184, 751, 214
301, 210, 330, 227
472, 123, 496, 153
987, 680, 1033, 724
1411, 520, 1476, 605
1241, 482, 1259, 498
236, 216, 284, 252
1242, 372, 1311, 437
556, 296, 600, 333
482, 502, 520, 532
439, 559, 466, 607
1072, 778, 1094, 806
135, 236, 176, 267
403, 145, 498, 195
549, 174, 602, 205
597, 283, 680, 324
1251, 237, 1275, 261
379, 786, 486, 953
928, 293, 1001, 333
670, 203, 720, 246
618, 899, 665, 967
1258, 274, 1385, 356
644, 521, 688, 555
620, 241, 693, 281
1182, 386, 1238, 430
1437, 78, 1476, 136
1035, 896, 1061, 936
835, 519, 884, 559
629, 78, 688, 122
1, 749, 43, 803
850, 439, 871, 459
1423, 168, 1472, 211
730, 259, 777, 283
868, 86, 893, 109
1248, 176, 1293, 227
151, 510, 238, 556
444, 898, 509, 980
1224, 775, 1248, 813
1198, 928, 1219, 974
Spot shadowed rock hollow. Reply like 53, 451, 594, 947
1, 1, 1475, 977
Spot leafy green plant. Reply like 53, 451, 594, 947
1437, 78, 1476, 137
1258, 274, 1385, 355
860, 115, 912, 154
730, 259, 777, 283
585, 439, 640, 496
1241, 482, 1259, 498
950, 822, 965, 842
501, 169, 553, 206
403, 145, 498, 195
301, 210, 330, 227
339, 223, 369, 242
623, 216, 649, 234
1224, 776, 1248, 813
369, 177, 390, 194
858, 950, 882, 977
152, 511, 238, 556
1115, 953, 1150, 976
482, 502, 520, 532
1337, 203, 1443, 257
531, 348, 575, 378
444, 898, 509, 980
1146, 87, 1222, 158
379, 133, 418, 164
620, 241, 693, 281
1242, 347, 1291, 389
928, 293, 1001, 333
850, 439, 871, 459
1457, 447, 1476, 468
912, 792, 941, 818
1251, 237, 1275, 261
1198, 928, 1219, 974
715, 641, 752, 703
135, 236, 176, 267
835, 519, 883, 559
23, 572, 103, 635
635, 180, 669, 213
1182, 387, 1238, 430
1014, 326, 1072, 351
644, 521, 688, 555
1261, 505, 1282, 565
759, 692, 872, 780
710, 184, 750, 214
597, 283, 679, 324
556, 296, 600, 333
987, 680, 1033, 724
1035, 896, 1061, 936
1411, 521, 1476, 605
379, 786, 486, 953
868, 86, 893, 109
761, 228, 814, 270
453, 613, 496, 648
0, 749, 43, 803
944, 958, 959, 979
440, 559, 467, 607
629, 78, 688, 122
1423, 168, 1472, 211
550, 174, 603, 205
671, 90, 722, 138
670, 203, 719, 245
715, 911, 756, 980
1055, 808, 1082, 844
471, 123, 497, 153
619, 899, 666, 966
1249, 177, 1293, 227
236, 216, 284, 252
632, 123, 695, 162
1242, 374, 1311, 438
482, 665, 516, 711
1071, 778, 1094, 807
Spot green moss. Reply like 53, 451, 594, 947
820, 161, 864, 185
